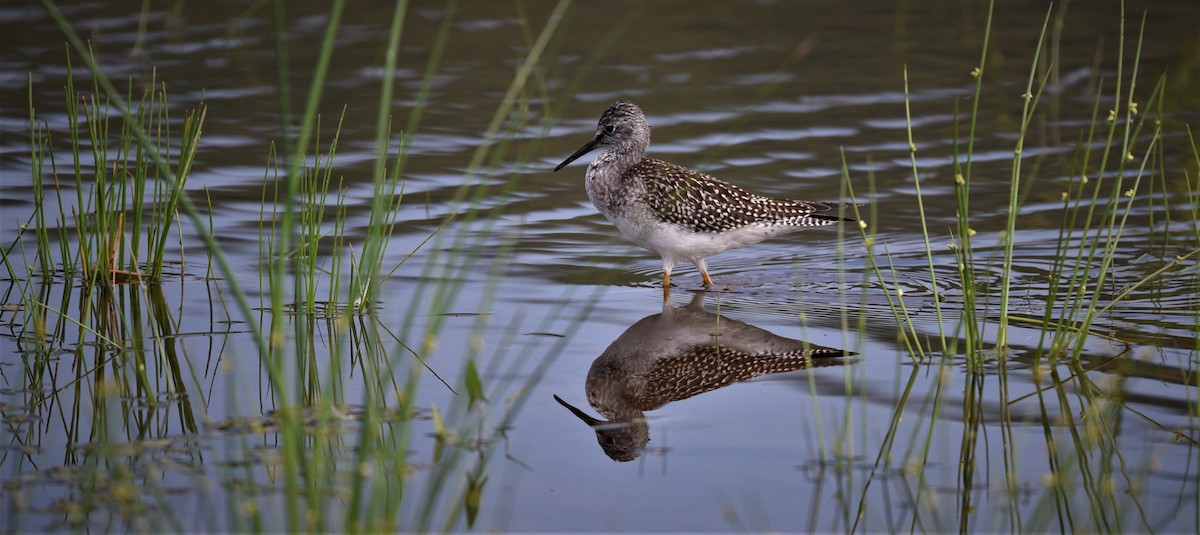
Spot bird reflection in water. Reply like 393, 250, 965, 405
555, 292, 852, 462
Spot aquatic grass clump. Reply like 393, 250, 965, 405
2, 53, 207, 369
832, 1, 1200, 532
1, 0, 585, 533
2, 50, 214, 518
17, 60, 204, 288
210, 0, 585, 532
845, 1, 1198, 366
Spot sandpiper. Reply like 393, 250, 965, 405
554, 101, 853, 288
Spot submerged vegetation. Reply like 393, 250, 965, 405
1, 0, 1196, 532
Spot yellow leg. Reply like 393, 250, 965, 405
695, 259, 714, 288
663, 271, 671, 288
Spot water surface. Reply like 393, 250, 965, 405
1, 1, 1197, 532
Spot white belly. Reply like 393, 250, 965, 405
609, 212, 787, 264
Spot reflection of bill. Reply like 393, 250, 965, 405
555, 292, 852, 462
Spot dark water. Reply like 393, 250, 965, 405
2, 1, 1198, 532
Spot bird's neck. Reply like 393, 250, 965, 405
589, 145, 643, 184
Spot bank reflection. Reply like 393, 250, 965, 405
555, 292, 852, 462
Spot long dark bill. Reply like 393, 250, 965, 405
553, 136, 601, 172
553, 394, 604, 427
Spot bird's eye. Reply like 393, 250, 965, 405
603, 124, 616, 135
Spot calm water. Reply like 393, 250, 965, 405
2, 1, 1198, 532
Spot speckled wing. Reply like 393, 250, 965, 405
632, 344, 847, 410
630, 158, 849, 233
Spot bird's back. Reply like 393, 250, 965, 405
629, 158, 851, 234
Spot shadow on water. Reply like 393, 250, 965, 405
554, 291, 851, 462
